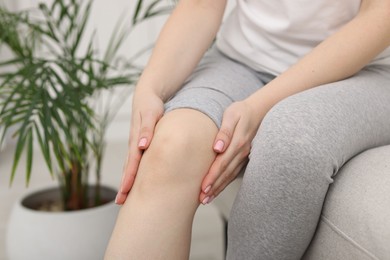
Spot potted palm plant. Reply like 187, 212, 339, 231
0, 0, 172, 259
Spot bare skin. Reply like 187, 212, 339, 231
104, 109, 218, 259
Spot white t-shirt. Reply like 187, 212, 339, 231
216, 0, 390, 75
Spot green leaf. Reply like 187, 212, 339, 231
103, 14, 130, 66
70, 0, 92, 56
9, 128, 27, 186
0, 125, 9, 149
33, 121, 53, 175
0, 57, 26, 68
43, 109, 67, 172
39, 3, 59, 41
57, 0, 71, 28
144, 0, 162, 18
25, 128, 33, 186
0, 77, 27, 115
143, 7, 172, 19
133, 0, 144, 25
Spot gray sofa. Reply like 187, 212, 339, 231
213, 145, 390, 259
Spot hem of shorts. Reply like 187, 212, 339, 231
165, 106, 221, 128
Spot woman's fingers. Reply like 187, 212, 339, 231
115, 91, 165, 205
137, 109, 162, 150
208, 159, 248, 199
213, 106, 240, 153
116, 104, 163, 204
202, 105, 240, 193
200, 133, 251, 204
200, 150, 248, 204
116, 135, 142, 204
201, 146, 239, 194
201, 102, 254, 204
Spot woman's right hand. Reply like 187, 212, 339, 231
113, 0, 227, 205
115, 88, 165, 204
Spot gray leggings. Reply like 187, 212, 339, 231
165, 47, 390, 259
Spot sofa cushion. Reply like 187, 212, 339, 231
303, 145, 390, 260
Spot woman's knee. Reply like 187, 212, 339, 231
251, 94, 338, 183
132, 109, 218, 195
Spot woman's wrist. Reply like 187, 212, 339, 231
245, 88, 277, 119
134, 75, 169, 102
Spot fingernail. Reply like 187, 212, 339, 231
202, 196, 210, 205
214, 140, 224, 152
138, 137, 147, 147
115, 193, 120, 204
204, 185, 211, 194
208, 195, 215, 204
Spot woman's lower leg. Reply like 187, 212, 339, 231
105, 109, 218, 259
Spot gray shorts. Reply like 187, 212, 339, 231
164, 47, 275, 127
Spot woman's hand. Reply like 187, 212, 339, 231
115, 88, 164, 204
199, 98, 265, 205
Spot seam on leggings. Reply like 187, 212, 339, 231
320, 215, 379, 260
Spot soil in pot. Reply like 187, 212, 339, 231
22, 185, 116, 212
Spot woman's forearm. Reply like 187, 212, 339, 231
136, 0, 227, 101
248, 0, 390, 113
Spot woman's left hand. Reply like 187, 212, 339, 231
199, 98, 265, 205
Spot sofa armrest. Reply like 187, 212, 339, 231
303, 145, 390, 259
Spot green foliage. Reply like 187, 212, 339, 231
0, 0, 173, 210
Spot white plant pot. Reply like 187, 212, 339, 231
6, 186, 119, 260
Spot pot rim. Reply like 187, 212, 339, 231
14, 185, 118, 215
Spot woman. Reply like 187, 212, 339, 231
105, 0, 390, 259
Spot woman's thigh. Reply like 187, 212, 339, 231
165, 47, 273, 127
227, 65, 390, 260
